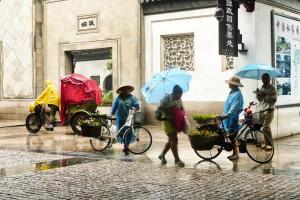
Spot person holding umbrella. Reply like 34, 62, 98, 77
110, 85, 140, 156
223, 76, 244, 161
158, 85, 185, 167
256, 73, 277, 150
141, 67, 192, 167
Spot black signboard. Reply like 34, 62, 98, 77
219, 0, 238, 57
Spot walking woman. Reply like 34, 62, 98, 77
110, 85, 140, 156
158, 85, 185, 167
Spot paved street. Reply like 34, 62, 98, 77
0, 122, 300, 199
1, 158, 300, 199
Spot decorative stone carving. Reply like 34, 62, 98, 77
161, 34, 195, 71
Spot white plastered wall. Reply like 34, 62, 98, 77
145, 8, 233, 103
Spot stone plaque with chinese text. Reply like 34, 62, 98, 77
77, 14, 99, 33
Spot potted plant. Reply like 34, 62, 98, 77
192, 113, 217, 125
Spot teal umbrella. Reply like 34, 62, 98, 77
141, 67, 192, 103
235, 64, 281, 80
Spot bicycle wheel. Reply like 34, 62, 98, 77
193, 124, 223, 160
71, 112, 90, 135
90, 126, 111, 151
26, 113, 42, 133
124, 126, 152, 154
194, 146, 223, 160
245, 129, 274, 163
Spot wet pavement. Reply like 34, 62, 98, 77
1, 123, 300, 177
0, 122, 300, 198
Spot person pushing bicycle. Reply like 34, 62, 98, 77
110, 85, 140, 156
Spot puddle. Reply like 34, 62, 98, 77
0, 157, 97, 177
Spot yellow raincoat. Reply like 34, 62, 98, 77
30, 80, 60, 112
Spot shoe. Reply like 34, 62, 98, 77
265, 145, 272, 150
227, 155, 239, 161
123, 149, 129, 156
158, 154, 167, 164
175, 160, 185, 167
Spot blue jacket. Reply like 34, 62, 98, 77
223, 88, 244, 133
111, 94, 140, 130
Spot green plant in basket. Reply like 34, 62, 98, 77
189, 129, 218, 136
78, 118, 103, 127
192, 113, 217, 124
78, 111, 104, 127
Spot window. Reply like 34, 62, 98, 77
161, 33, 195, 71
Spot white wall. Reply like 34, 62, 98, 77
145, 8, 234, 103
0, 0, 33, 99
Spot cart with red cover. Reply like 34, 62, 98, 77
60, 73, 102, 134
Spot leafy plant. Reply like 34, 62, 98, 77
78, 111, 106, 127
192, 114, 217, 124
106, 60, 112, 72
79, 118, 103, 127
102, 90, 113, 106
189, 129, 218, 136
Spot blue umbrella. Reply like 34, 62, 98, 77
141, 67, 192, 103
235, 64, 281, 80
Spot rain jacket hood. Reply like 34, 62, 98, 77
30, 80, 60, 112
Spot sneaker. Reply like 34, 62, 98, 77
175, 160, 185, 167
158, 154, 167, 164
227, 154, 239, 161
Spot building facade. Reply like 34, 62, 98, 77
142, 0, 300, 138
0, 0, 300, 139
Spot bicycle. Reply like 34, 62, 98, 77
89, 109, 153, 154
192, 101, 274, 164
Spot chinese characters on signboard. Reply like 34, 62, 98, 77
77, 14, 99, 33
219, 0, 238, 57
272, 12, 300, 105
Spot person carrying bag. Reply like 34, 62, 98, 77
157, 85, 186, 167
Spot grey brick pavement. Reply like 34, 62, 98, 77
0, 159, 300, 199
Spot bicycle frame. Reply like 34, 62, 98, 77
218, 102, 258, 145
103, 109, 138, 146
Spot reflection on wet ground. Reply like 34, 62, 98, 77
1, 125, 300, 178
0, 157, 97, 177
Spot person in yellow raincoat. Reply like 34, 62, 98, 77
30, 80, 60, 130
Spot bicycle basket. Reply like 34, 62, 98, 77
81, 125, 101, 138
249, 112, 264, 129
133, 112, 144, 125
188, 134, 221, 151
252, 112, 264, 124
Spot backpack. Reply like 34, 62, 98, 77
155, 107, 163, 121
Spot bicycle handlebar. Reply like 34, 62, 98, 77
216, 101, 257, 121
106, 116, 116, 121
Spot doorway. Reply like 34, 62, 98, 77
70, 48, 112, 92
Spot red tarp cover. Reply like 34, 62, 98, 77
60, 73, 102, 125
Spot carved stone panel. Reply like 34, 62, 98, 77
161, 34, 195, 71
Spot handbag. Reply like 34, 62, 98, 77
172, 107, 186, 132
